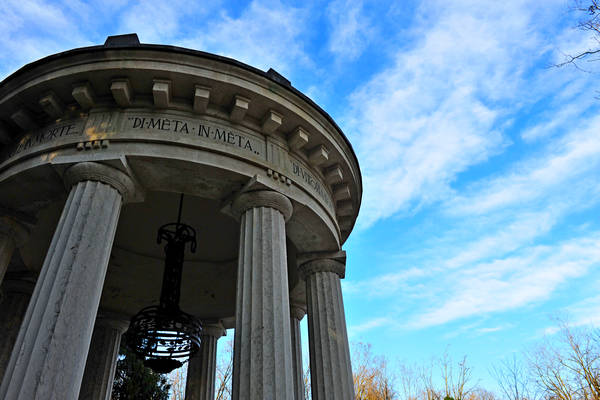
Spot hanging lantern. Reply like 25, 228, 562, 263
125, 194, 202, 373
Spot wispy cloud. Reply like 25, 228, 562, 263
345, 0, 594, 229
446, 116, 600, 217
0, 0, 91, 78
476, 325, 511, 334
552, 294, 600, 329
326, 0, 374, 60
343, 267, 427, 298
346, 113, 600, 328
119, 0, 184, 43
410, 233, 600, 328
175, 1, 313, 79
348, 317, 392, 337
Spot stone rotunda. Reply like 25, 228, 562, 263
0, 34, 362, 400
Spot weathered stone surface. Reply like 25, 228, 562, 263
230, 95, 249, 123
232, 190, 293, 222
10, 109, 37, 131
288, 127, 309, 151
300, 259, 354, 400
78, 315, 129, 400
262, 110, 283, 135
185, 322, 226, 400
308, 145, 329, 167
0, 162, 132, 400
333, 184, 351, 202
63, 162, 137, 203
39, 92, 64, 119
152, 79, 171, 108
336, 200, 353, 217
231, 191, 295, 400
110, 80, 132, 107
193, 86, 210, 114
72, 83, 96, 110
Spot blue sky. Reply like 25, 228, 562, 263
3, 0, 600, 392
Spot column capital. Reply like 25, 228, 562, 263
231, 190, 293, 221
299, 258, 346, 279
201, 322, 226, 339
290, 303, 306, 321
63, 162, 137, 203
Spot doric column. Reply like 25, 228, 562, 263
290, 303, 306, 400
0, 217, 28, 294
0, 162, 136, 400
185, 322, 226, 400
300, 258, 354, 400
78, 313, 129, 400
231, 190, 295, 400
0, 278, 34, 381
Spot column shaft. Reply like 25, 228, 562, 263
0, 179, 123, 400
304, 267, 354, 400
185, 324, 224, 400
78, 318, 128, 400
232, 192, 295, 400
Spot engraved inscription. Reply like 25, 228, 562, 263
1, 121, 83, 162
126, 116, 261, 156
291, 160, 333, 208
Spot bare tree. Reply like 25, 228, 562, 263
558, 1, 600, 70
168, 364, 187, 400
418, 359, 441, 400
304, 363, 312, 400
215, 338, 234, 400
352, 342, 398, 400
438, 352, 474, 400
528, 322, 600, 400
491, 354, 537, 400
467, 388, 498, 400
398, 363, 421, 400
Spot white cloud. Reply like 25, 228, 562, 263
348, 111, 600, 328
344, 267, 427, 298
119, 0, 182, 43
0, 0, 90, 78
346, 0, 538, 228
326, 0, 374, 60
556, 294, 600, 328
441, 210, 559, 269
410, 234, 600, 328
476, 325, 510, 334
348, 317, 392, 337
175, 1, 312, 79
345, 0, 598, 229
447, 115, 600, 217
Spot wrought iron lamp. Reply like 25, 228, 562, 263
125, 194, 202, 373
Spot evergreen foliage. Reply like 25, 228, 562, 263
111, 344, 171, 400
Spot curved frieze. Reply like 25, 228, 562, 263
0, 109, 337, 221
0, 119, 85, 163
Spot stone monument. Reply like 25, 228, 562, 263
0, 33, 361, 400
